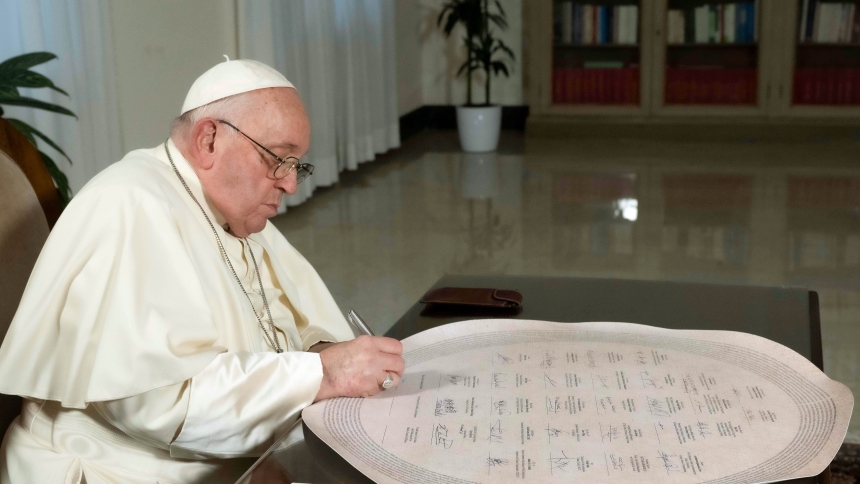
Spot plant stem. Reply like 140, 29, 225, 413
467, 52, 473, 105
483, 0, 490, 105
486, 64, 491, 105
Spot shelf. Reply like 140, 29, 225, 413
796, 43, 860, 48
667, 43, 758, 48
555, 43, 640, 49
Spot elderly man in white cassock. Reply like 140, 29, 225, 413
0, 59, 405, 483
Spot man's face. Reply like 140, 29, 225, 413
204, 88, 310, 237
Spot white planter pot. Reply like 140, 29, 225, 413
456, 105, 502, 152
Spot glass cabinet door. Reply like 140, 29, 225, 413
793, 0, 860, 106
551, 0, 644, 106
663, 0, 760, 105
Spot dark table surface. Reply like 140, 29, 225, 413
239, 275, 826, 484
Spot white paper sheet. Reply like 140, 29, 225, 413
302, 320, 854, 483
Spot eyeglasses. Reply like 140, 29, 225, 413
217, 120, 314, 184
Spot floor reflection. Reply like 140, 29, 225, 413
272, 131, 860, 442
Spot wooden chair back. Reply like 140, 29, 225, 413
0, 118, 63, 228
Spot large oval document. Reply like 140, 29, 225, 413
302, 320, 853, 483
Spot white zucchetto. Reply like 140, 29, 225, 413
180, 57, 295, 115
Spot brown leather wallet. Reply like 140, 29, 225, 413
420, 287, 523, 309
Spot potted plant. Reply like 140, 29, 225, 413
438, 0, 515, 152
0, 52, 76, 204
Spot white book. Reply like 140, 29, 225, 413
561, 1, 573, 44
724, 4, 736, 43
840, 4, 849, 43
843, 4, 855, 43
821, 3, 831, 43
583, 5, 594, 44
627, 6, 636, 44
695, 5, 709, 44
830, 4, 841, 43
614, 6, 621, 44
717, 4, 724, 42
835, 4, 845, 43
814, 3, 826, 43
753, 0, 759, 41
618, 5, 630, 45
799, 0, 810, 42
630, 6, 639, 44
671, 10, 686, 44
667, 10, 678, 44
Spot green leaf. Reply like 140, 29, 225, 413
0, 96, 76, 118
491, 62, 510, 77
493, 0, 506, 20
0, 70, 69, 96
6, 118, 73, 164
0, 52, 57, 72
0, 85, 18, 99
38, 150, 71, 205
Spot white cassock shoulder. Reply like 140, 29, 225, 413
0, 150, 227, 408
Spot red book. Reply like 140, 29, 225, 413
813, 68, 824, 104
850, 69, 858, 104
837, 69, 847, 105
565, 68, 575, 104
556, 68, 564, 103
567, 69, 576, 103
585, 69, 595, 103
610, 69, 618, 104
628, 68, 638, 104
597, 69, 611, 104
618, 68, 626, 104
666, 68, 678, 104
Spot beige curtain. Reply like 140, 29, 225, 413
238, 0, 401, 209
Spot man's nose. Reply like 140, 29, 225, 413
275, 170, 298, 195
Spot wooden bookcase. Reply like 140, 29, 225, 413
525, 0, 860, 122
773, 0, 860, 117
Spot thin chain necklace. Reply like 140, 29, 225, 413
164, 141, 283, 353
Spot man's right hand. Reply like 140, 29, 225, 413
313, 335, 405, 402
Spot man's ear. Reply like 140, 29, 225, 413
190, 118, 219, 170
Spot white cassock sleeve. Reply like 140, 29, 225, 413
94, 350, 324, 459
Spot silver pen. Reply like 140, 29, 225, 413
347, 309, 375, 336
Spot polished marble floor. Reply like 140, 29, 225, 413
272, 129, 860, 442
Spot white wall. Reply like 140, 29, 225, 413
107, 0, 523, 152
109, 0, 237, 152
395, 0, 425, 115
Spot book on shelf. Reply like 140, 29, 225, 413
665, 68, 757, 104
794, 68, 860, 105
668, 2, 757, 45
554, 3, 639, 45
799, 1, 860, 44
552, 66, 640, 104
